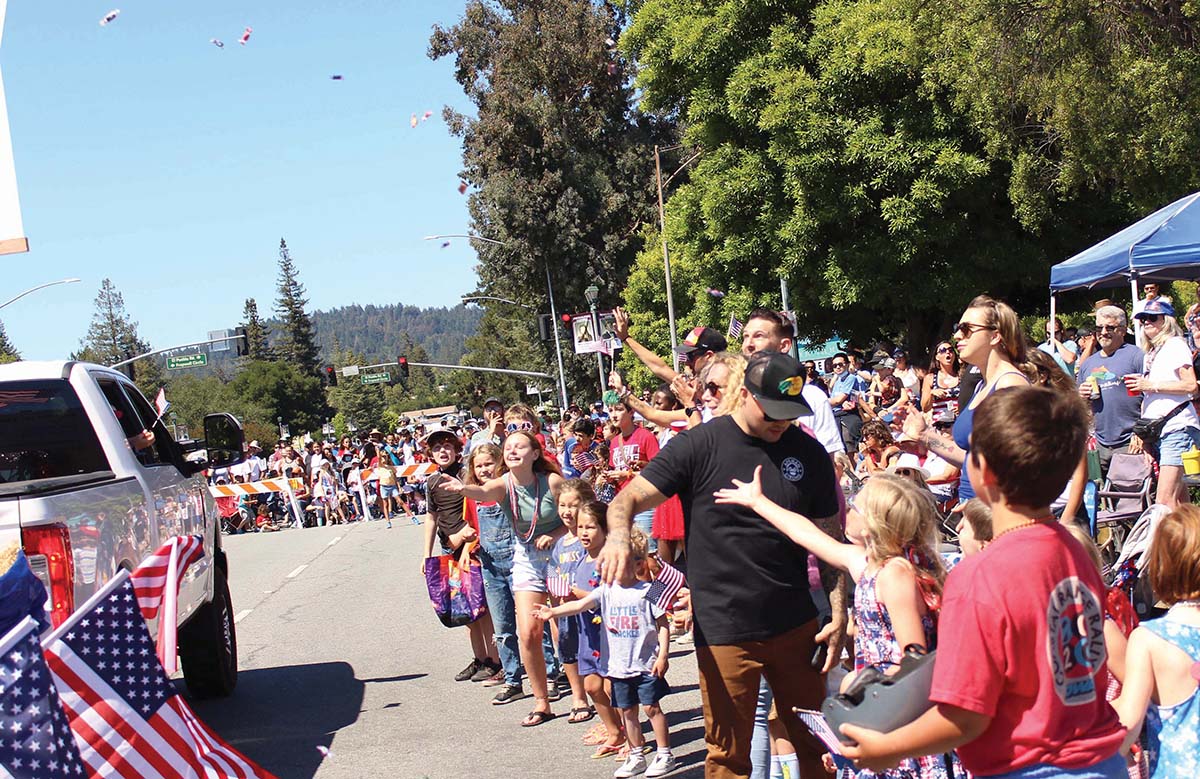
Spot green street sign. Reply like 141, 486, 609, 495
166, 353, 208, 370
360, 371, 391, 385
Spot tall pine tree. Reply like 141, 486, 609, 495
240, 298, 272, 359
273, 238, 320, 376
0, 319, 19, 364
75, 278, 165, 397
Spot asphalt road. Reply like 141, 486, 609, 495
188, 519, 710, 779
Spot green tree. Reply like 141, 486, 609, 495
229, 360, 325, 437
327, 348, 387, 432
240, 298, 272, 360
0, 320, 19, 364
430, 0, 673, 400
273, 238, 321, 376
75, 278, 166, 397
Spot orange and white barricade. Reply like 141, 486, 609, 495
209, 478, 305, 528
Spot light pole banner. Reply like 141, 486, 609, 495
572, 312, 622, 355
0, 0, 27, 255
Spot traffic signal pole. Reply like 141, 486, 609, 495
356, 360, 554, 380
109, 334, 246, 368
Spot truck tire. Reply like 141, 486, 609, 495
178, 566, 238, 698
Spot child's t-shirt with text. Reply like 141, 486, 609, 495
594, 580, 665, 679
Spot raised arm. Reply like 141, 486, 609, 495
599, 475, 668, 585
440, 474, 508, 502
613, 307, 678, 383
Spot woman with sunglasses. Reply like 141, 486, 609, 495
920, 341, 961, 418
904, 296, 1032, 503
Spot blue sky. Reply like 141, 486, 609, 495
2, 0, 479, 359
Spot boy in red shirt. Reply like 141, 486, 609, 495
842, 386, 1127, 778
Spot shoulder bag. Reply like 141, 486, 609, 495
1131, 399, 1193, 447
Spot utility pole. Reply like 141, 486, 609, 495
655, 145, 678, 353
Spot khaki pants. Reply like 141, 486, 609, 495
695, 620, 826, 779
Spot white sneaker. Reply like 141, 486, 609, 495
614, 751, 647, 778
645, 751, 677, 778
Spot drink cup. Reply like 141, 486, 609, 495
1124, 374, 1141, 397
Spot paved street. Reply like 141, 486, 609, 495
188, 520, 710, 779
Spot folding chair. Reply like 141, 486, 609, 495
1095, 452, 1154, 571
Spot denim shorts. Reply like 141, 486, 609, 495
610, 672, 669, 709
379, 483, 399, 498
557, 615, 579, 664
989, 753, 1124, 779
1157, 425, 1200, 466
511, 539, 552, 593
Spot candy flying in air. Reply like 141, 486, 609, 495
239, 27, 253, 45
422, 110, 433, 121
330, 75, 344, 80
707, 288, 725, 298
440, 241, 451, 249
210, 39, 225, 49
411, 114, 419, 128
99, 9, 120, 26
457, 181, 468, 195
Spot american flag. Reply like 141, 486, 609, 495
646, 559, 686, 612
546, 570, 572, 599
727, 314, 744, 340
0, 616, 89, 778
154, 388, 170, 418
130, 535, 204, 675
570, 449, 600, 473
43, 573, 275, 779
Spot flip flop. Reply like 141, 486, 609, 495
590, 739, 625, 759
520, 710, 556, 728
567, 706, 596, 724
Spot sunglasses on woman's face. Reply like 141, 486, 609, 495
936, 346, 952, 354
505, 421, 534, 433
895, 468, 918, 477
954, 322, 996, 338
704, 381, 723, 395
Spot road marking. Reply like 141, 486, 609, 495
286, 564, 308, 579
327, 536, 342, 547
234, 609, 252, 624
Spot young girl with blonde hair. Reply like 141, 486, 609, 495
716, 472, 956, 779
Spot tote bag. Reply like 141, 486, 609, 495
423, 543, 487, 628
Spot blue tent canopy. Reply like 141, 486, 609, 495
1049, 192, 1200, 292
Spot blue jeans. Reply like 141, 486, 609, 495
634, 508, 657, 553
990, 754, 1124, 779
477, 503, 559, 685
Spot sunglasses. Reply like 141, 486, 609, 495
1139, 314, 1164, 323
936, 345, 952, 354
894, 468, 919, 478
704, 381, 723, 395
832, 361, 847, 368
505, 421, 534, 434
954, 322, 996, 338
1095, 324, 1121, 332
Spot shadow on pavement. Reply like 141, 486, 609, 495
186, 662, 364, 779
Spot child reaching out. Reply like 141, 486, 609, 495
1115, 505, 1200, 779
552, 479, 597, 724
715, 470, 953, 779
534, 527, 676, 779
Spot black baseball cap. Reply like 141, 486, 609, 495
744, 352, 814, 421
673, 326, 728, 357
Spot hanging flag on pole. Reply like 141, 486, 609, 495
0, 615, 89, 777
727, 314, 744, 341
43, 572, 277, 779
130, 535, 204, 674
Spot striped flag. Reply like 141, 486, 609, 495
154, 387, 170, 417
130, 535, 204, 675
546, 570, 572, 599
43, 572, 276, 779
646, 559, 686, 612
0, 615, 89, 777
727, 314, 744, 340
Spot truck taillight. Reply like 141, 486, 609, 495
22, 524, 75, 628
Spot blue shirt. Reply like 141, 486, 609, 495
1077, 343, 1145, 447
830, 371, 865, 415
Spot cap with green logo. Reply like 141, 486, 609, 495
744, 351, 814, 421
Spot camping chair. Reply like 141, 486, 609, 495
1095, 452, 1154, 570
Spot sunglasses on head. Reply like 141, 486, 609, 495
505, 421, 534, 433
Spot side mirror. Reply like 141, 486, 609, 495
203, 413, 246, 469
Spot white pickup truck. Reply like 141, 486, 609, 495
0, 360, 246, 697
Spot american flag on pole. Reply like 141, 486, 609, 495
154, 388, 170, 417
43, 572, 276, 779
0, 615, 90, 778
646, 559, 686, 612
130, 535, 204, 675
727, 314, 744, 340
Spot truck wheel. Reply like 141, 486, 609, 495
179, 566, 238, 698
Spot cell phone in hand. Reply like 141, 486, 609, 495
810, 615, 831, 670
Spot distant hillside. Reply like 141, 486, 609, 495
295, 303, 482, 365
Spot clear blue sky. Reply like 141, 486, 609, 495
2, 0, 478, 359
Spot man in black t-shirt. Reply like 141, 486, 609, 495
599, 351, 847, 779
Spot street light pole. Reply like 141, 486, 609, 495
0, 277, 81, 310
585, 284, 604, 399
425, 233, 570, 410
654, 147, 678, 353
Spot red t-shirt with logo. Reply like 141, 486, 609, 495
609, 426, 659, 491
930, 521, 1125, 776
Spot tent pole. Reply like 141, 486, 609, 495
1049, 293, 1056, 345
1130, 275, 1141, 343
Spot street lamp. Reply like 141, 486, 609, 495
584, 284, 605, 397
424, 234, 569, 409
322, 419, 334, 441
0, 277, 81, 310
278, 417, 289, 440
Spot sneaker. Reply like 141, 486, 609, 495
480, 668, 507, 687
546, 677, 566, 701
614, 751, 647, 778
491, 684, 527, 705
454, 658, 483, 682
645, 751, 678, 778
471, 660, 501, 683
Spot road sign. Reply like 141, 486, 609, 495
166, 353, 208, 370
342, 365, 361, 377
360, 371, 391, 385
208, 328, 234, 352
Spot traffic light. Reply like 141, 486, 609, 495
538, 314, 553, 342
234, 326, 249, 357
561, 313, 573, 332
323, 365, 338, 386
397, 355, 410, 381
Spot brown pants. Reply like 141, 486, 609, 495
695, 620, 826, 779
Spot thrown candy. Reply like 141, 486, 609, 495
330, 75, 344, 81
316, 745, 333, 759
592, 650, 601, 658
239, 27, 253, 45
592, 615, 602, 625
99, 9, 120, 26
422, 110, 433, 121
706, 287, 725, 298
457, 181, 468, 195
210, 39, 225, 48
410, 114, 419, 128
440, 241, 451, 249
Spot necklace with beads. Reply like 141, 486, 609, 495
992, 516, 1055, 542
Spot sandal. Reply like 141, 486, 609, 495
567, 706, 596, 724
590, 737, 626, 759
582, 724, 608, 745
520, 709, 556, 728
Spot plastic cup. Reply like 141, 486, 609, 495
1124, 374, 1141, 397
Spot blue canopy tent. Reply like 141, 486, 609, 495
1048, 192, 1200, 326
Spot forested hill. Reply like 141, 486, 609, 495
300, 303, 482, 365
